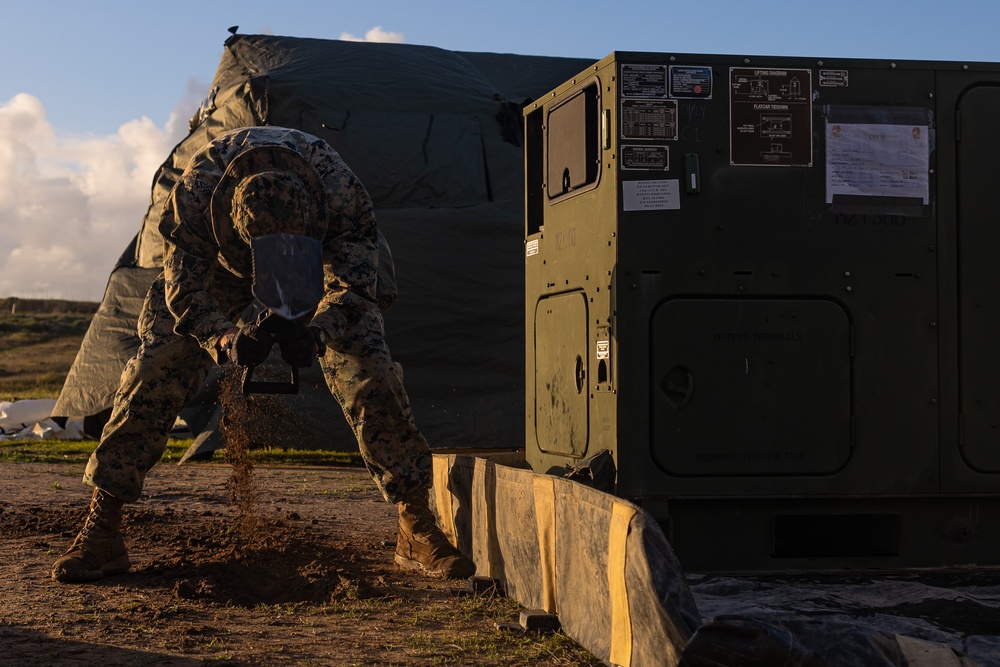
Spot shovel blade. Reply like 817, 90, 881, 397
251, 234, 324, 320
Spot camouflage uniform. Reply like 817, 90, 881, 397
84, 127, 431, 504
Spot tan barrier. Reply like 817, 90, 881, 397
432, 453, 701, 666
432, 453, 982, 667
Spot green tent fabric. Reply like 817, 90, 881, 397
53, 33, 593, 450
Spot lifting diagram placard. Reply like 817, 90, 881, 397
730, 67, 813, 166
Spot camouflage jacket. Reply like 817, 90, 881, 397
158, 127, 380, 359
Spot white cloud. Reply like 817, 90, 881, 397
339, 26, 405, 44
0, 93, 175, 302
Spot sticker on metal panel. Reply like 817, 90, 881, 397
526, 239, 540, 257
825, 121, 929, 204
596, 340, 610, 360
622, 145, 669, 170
621, 99, 678, 140
729, 67, 813, 166
621, 63, 667, 98
820, 69, 849, 87
622, 179, 681, 211
669, 66, 713, 99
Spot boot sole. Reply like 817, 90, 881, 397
394, 553, 475, 580
52, 556, 131, 583
395, 553, 446, 579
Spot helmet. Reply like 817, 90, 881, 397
211, 144, 329, 249
231, 169, 310, 242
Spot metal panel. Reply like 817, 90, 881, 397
958, 85, 1000, 473
650, 298, 852, 476
534, 293, 590, 456
525, 51, 1000, 570
546, 81, 601, 202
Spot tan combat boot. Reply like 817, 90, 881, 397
51, 488, 130, 583
395, 487, 475, 579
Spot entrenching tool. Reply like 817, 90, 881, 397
178, 233, 324, 462
240, 233, 324, 395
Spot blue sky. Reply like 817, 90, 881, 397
0, 0, 998, 300
3, 0, 998, 137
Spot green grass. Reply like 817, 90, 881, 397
0, 299, 366, 468
239, 448, 364, 466
0, 437, 365, 466
403, 592, 603, 666
0, 303, 96, 401
0, 438, 190, 464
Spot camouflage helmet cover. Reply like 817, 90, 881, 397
211, 144, 329, 249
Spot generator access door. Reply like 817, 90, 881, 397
650, 298, 852, 476
958, 84, 1000, 473
534, 292, 590, 457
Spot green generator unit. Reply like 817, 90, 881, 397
523, 51, 1000, 571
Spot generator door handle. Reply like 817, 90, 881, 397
661, 369, 694, 409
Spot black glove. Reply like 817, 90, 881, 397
228, 324, 274, 367
274, 323, 319, 368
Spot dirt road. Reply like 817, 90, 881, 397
0, 461, 600, 666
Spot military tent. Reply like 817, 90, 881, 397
52, 31, 593, 451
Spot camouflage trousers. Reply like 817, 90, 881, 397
84, 274, 432, 504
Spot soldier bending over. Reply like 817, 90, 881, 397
52, 127, 474, 583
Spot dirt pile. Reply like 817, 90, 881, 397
169, 365, 354, 607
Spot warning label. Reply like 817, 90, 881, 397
670, 66, 713, 99
730, 67, 813, 166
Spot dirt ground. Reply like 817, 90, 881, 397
0, 461, 602, 666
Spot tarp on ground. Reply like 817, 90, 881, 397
52, 32, 594, 450
0, 399, 84, 441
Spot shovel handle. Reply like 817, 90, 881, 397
241, 364, 300, 395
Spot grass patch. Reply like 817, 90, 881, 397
404, 592, 603, 666
0, 304, 96, 401
240, 448, 364, 466
0, 438, 189, 464
0, 299, 366, 470
0, 437, 365, 466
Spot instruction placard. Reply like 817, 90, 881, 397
621, 99, 678, 140
730, 67, 813, 166
622, 145, 669, 170
621, 63, 667, 97
623, 179, 681, 211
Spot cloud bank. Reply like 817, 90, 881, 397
0, 91, 195, 303
339, 26, 405, 43
0, 26, 400, 303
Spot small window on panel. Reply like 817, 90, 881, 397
546, 80, 601, 202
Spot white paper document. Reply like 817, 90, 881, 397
826, 122, 929, 203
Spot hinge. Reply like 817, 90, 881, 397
849, 325, 856, 357
955, 110, 961, 142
